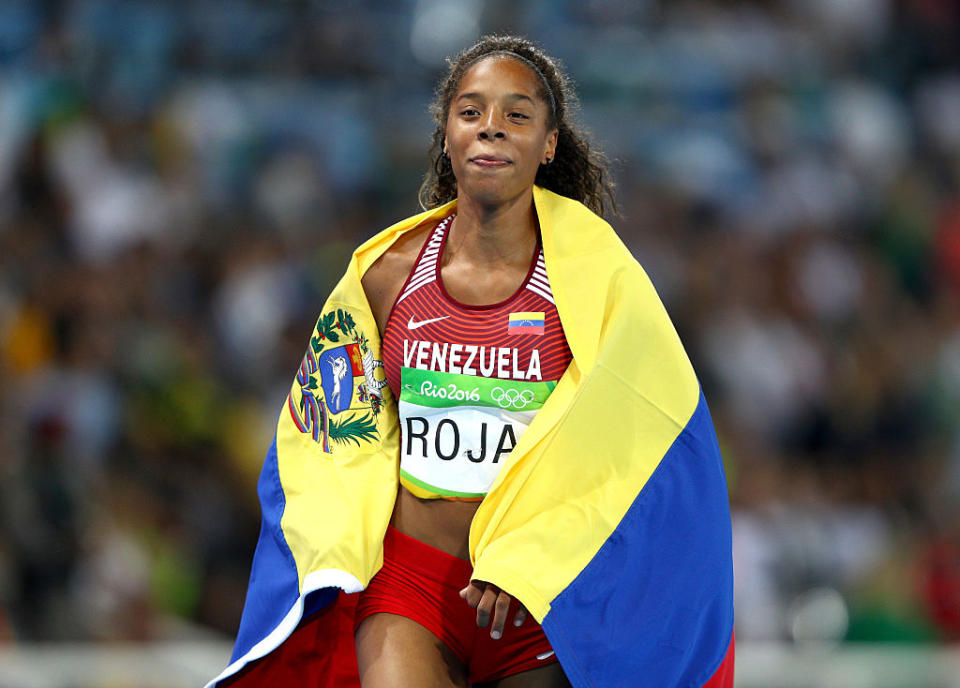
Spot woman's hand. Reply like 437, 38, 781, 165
459, 580, 529, 639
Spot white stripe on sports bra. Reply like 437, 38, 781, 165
394, 217, 450, 306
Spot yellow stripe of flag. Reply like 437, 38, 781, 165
509, 311, 545, 321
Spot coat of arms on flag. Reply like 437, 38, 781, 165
318, 344, 364, 414
508, 311, 545, 336
287, 308, 387, 452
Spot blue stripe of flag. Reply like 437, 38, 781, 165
542, 391, 734, 687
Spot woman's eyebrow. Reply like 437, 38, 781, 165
455, 92, 535, 104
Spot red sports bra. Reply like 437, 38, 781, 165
381, 214, 572, 500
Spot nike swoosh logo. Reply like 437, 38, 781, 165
536, 651, 555, 661
407, 315, 450, 330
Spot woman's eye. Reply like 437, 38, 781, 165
508, 112, 530, 120
461, 108, 479, 117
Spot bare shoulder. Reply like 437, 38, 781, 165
362, 222, 435, 336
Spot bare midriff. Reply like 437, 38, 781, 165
390, 486, 479, 560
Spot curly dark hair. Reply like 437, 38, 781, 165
418, 35, 617, 218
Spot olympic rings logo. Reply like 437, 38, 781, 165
491, 387, 535, 409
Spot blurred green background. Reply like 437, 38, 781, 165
0, 0, 958, 685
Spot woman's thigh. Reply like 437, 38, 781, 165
355, 612, 468, 688
476, 662, 572, 688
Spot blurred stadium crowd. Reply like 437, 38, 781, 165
1, 0, 959, 649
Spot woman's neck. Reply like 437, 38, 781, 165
446, 190, 539, 268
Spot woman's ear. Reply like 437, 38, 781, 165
543, 129, 559, 164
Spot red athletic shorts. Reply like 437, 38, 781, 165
355, 526, 559, 684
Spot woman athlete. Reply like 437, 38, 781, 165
356, 36, 613, 687
213, 34, 734, 688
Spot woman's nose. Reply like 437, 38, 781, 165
478, 110, 505, 139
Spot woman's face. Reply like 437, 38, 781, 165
444, 55, 558, 208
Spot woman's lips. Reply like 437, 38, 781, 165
470, 156, 510, 168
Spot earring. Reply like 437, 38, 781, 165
545, 156, 553, 165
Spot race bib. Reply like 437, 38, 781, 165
398, 367, 555, 499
